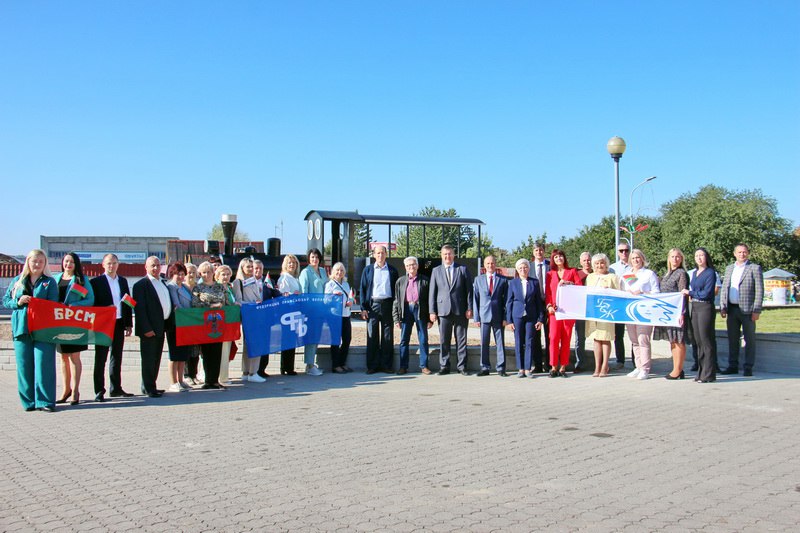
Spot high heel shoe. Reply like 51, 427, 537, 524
70, 393, 80, 406
56, 391, 72, 404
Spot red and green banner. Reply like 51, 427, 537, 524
27, 297, 116, 346
175, 306, 241, 346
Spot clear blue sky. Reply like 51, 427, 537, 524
2, 1, 798, 257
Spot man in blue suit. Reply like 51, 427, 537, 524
429, 244, 473, 375
472, 256, 509, 376
360, 245, 399, 374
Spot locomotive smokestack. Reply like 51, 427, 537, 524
221, 214, 237, 256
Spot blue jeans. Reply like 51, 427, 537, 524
399, 303, 429, 370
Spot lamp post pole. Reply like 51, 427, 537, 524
606, 137, 626, 259
628, 176, 658, 249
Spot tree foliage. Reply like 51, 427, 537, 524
207, 224, 250, 241
394, 206, 494, 259
659, 185, 795, 271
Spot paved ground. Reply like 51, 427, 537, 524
1, 359, 799, 533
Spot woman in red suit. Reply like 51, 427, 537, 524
545, 249, 581, 377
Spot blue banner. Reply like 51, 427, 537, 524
240, 294, 343, 356
554, 285, 685, 326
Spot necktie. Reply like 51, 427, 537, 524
447, 266, 452, 286
489, 275, 494, 295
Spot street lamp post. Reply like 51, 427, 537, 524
606, 136, 626, 258
628, 176, 657, 249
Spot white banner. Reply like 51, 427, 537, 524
555, 285, 685, 327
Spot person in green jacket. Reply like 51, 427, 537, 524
2, 249, 60, 412
53, 252, 95, 405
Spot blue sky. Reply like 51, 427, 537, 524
1, 1, 798, 257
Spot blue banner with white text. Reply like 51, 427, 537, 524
554, 285, 684, 326
240, 294, 343, 356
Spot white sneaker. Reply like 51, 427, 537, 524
168, 382, 183, 393
637, 371, 649, 380
241, 374, 250, 382
248, 373, 266, 383
306, 365, 323, 376
627, 368, 641, 378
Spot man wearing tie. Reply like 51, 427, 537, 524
132, 256, 174, 398
360, 245, 399, 374
531, 243, 549, 373
472, 255, 509, 376
90, 253, 134, 402
429, 245, 473, 375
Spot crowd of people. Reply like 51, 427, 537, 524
3, 241, 765, 412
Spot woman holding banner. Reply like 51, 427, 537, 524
166, 262, 192, 392
654, 249, 691, 380
53, 252, 94, 405
214, 265, 237, 384
544, 250, 581, 378
325, 262, 354, 374
622, 249, 660, 380
183, 263, 202, 384
585, 253, 619, 377
298, 248, 328, 376
3, 249, 60, 411
277, 254, 302, 375
191, 261, 227, 390
234, 257, 280, 382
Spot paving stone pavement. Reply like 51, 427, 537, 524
1, 362, 799, 532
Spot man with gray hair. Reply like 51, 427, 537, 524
472, 255, 509, 376
393, 256, 433, 374
429, 245, 474, 375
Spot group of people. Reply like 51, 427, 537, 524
360, 242, 764, 384
4, 240, 764, 412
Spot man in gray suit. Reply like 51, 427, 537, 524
719, 243, 764, 377
472, 255, 508, 376
429, 245, 473, 375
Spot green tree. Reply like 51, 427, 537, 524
207, 224, 250, 241
394, 206, 485, 258
511, 233, 551, 261
659, 185, 794, 271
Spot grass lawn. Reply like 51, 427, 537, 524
715, 306, 800, 334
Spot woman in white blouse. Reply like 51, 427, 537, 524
277, 254, 302, 376
324, 262, 354, 374
622, 249, 660, 380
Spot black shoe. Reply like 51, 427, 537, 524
573, 366, 583, 374
533, 365, 544, 373
498, 370, 508, 377
156, 389, 165, 394
38, 406, 56, 412
201, 383, 216, 389
95, 394, 106, 403
25, 406, 36, 412
365, 369, 378, 375
544, 365, 552, 373
459, 369, 470, 376
476, 369, 490, 376
110, 390, 135, 398
146, 392, 163, 398
690, 364, 699, 371
437, 368, 450, 375
665, 373, 680, 380
549, 369, 558, 378
380, 368, 395, 374
720, 368, 739, 375
559, 371, 568, 378
743, 369, 753, 377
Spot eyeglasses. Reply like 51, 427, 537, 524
618, 249, 630, 254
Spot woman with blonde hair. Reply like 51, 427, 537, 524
182, 263, 202, 384
191, 261, 228, 389
214, 264, 236, 383
324, 262, 354, 374
3, 249, 60, 411
654, 248, 691, 380
584, 253, 619, 376
621, 249, 660, 380
277, 254, 302, 375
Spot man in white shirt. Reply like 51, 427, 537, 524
360, 246, 399, 374
132, 256, 174, 397
609, 243, 632, 369
531, 244, 549, 372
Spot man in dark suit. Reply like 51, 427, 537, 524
719, 243, 764, 377
360, 245, 399, 374
429, 244, 473, 375
90, 253, 134, 402
530, 243, 550, 373
472, 255, 508, 376
132, 256, 174, 397
393, 256, 433, 375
